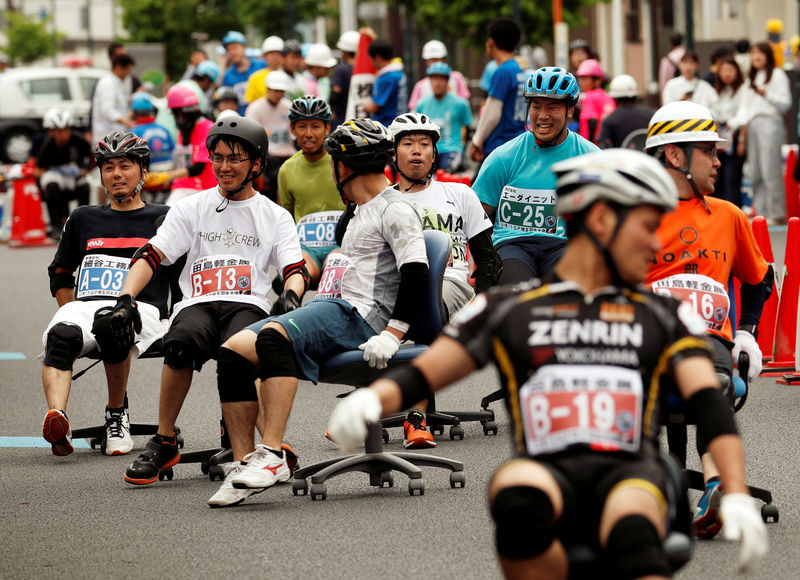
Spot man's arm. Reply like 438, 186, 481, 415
52, 268, 76, 306
118, 244, 165, 299
470, 97, 503, 161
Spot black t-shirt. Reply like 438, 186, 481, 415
36, 132, 92, 170
443, 276, 711, 458
48, 202, 173, 317
330, 62, 354, 122
596, 104, 656, 149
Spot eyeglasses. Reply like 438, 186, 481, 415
210, 155, 251, 166
693, 144, 719, 160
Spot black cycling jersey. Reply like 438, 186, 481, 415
443, 275, 712, 458
48, 203, 172, 317
36, 132, 92, 170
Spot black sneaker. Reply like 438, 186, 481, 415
124, 434, 181, 486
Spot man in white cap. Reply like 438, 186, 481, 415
331, 31, 359, 128
302, 43, 337, 101
244, 70, 294, 201
408, 39, 471, 110
245, 36, 285, 104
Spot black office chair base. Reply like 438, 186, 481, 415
291, 422, 465, 500
380, 395, 498, 442
684, 469, 778, 523
72, 424, 183, 455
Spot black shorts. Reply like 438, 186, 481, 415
541, 449, 672, 549
164, 301, 267, 371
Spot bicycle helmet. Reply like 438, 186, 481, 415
388, 113, 440, 144
206, 116, 269, 203
222, 31, 247, 47
212, 86, 239, 108
325, 119, 393, 202
289, 95, 331, 123
422, 40, 448, 60
575, 59, 604, 79
131, 92, 156, 112
607, 74, 638, 99
426, 62, 451, 77
167, 84, 200, 112
525, 67, 580, 106
43, 108, 72, 130
95, 131, 150, 170
195, 60, 219, 84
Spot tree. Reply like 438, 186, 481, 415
237, 0, 333, 40
0, 11, 63, 66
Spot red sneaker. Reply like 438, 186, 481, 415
42, 409, 73, 456
403, 410, 436, 449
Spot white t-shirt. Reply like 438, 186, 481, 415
398, 180, 491, 283
244, 98, 295, 158
661, 77, 719, 110
150, 187, 303, 316
340, 187, 428, 332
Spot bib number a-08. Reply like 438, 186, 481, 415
651, 274, 730, 332
497, 186, 558, 234
519, 364, 643, 455
76, 253, 129, 299
296, 211, 343, 247
314, 254, 351, 300
190, 255, 253, 298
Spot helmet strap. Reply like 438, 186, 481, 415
394, 143, 437, 192
104, 165, 144, 206
333, 161, 360, 205
215, 159, 258, 213
581, 205, 631, 288
527, 100, 569, 148
662, 144, 712, 214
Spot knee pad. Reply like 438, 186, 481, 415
163, 340, 198, 371
491, 485, 555, 559
255, 328, 299, 380
604, 514, 670, 580
91, 307, 131, 364
43, 323, 84, 371
216, 347, 258, 403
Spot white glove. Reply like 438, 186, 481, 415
327, 389, 382, 452
720, 493, 768, 573
731, 330, 762, 381
359, 330, 400, 369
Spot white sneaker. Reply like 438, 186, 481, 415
231, 444, 291, 489
208, 462, 265, 508
104, 407, 133, 456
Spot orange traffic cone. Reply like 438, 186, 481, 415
765, 217, 800, 374
8, 176, 50, 247
751, 216, 779, 361
784, 148, 800, 219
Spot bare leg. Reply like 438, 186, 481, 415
42, 366, 72, 410
157, 365, 193, 436
102, 352, 132, 408
221, 401, 259, 461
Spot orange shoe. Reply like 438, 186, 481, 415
403, 410, 436, 449
42, 409, 73, 456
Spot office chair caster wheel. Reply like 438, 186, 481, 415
209, 448, 233, 466
482, 421, 498, 436
311, 483, 327, 500
99, 438, 107, 454
175, 433, 184, 449
208, 465, 225, 481
450, 471, 466, 488
90, 437, 101, 450
408, 478, 425, 496
200, 462, 210, 475
380, 472, 394, 488
431, 424, 444, 436
382, 429, 390, 444
762, 503, 779, 523
292, 478, 308, 496
449, 425, 464, 440
158, 468, 174, 481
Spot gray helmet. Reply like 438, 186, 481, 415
95, 131, 150, 170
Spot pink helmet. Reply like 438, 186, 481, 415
166, 84, 200, 110
575, 58, 604, 79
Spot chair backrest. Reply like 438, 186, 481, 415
621, 128, 648, 151
404, 229, 450, 346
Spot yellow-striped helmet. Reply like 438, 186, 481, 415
645, 102, 729, 151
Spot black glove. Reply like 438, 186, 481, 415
271, 289, 301, 315
110, 294, 142, 350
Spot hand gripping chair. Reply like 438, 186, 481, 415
664, 352, 778, 523
291, 229, 466, 500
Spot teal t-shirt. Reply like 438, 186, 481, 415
415, 93, 473, 155
473, 130, 599, 245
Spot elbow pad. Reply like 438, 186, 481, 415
131, 242, 162, 275
391, 262, 430, 325
49, 271, 76, 297
469, 228, 502, 293
282, 260, 310, 291
739, 265, 774, 329
186, 161, 205, 178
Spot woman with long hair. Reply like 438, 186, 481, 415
711, 56, 747, 207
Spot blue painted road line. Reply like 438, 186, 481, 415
0, 352, 26, 360
0, 436, 90, 448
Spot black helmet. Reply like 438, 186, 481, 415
289, 95, 331, 123
206, 116, 269, 170
212, 86, 239, 107
95, 131, 150, 170
324, 118, 392, 170
282, 39, 303, 55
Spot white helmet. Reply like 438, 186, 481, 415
554, 148, 678, 216
608, 74, 638, 99
422, 40, 448, 60
216, 109, 241, 121
645, 101, 729, 150
262, 35, 284, 54
265, 70, 292, 91
304, 43, 337, 68
337, 31, 360, 54
43, 108, 72, 129
388, 112, 441, 144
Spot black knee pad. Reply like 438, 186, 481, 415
604, 514, 670, 580
498, 258, 535, 286
163, 340, 198, 371
491, 485, 555, 559
255, 328, 299, 380
43, 323, 84, 371
216, 347, 258, 403
91, 307, 131, 364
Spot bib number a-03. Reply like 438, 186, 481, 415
190, 255, 253, 298
519, 364, 643, 455
76, 253, 129, 299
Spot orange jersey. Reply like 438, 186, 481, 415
646, 196, 768, 341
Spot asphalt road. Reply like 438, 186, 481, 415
1, 233, 798, 580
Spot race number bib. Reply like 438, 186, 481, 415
172, 143, 191, 170
76, 253, 129, 299
297, 211, 343, 248
651, 274, 730, 332
497, 186, 559, 235
314, 254, 351, 300
189, 255, 254, 298
519, 364, 643, 455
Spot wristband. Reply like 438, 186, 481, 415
387, 319, 410, 335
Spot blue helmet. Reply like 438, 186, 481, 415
525, 67, 580, 106
426, 62, 451, 77
222, 31, 247, 47
130, 92, 155, 112
195, 60, 219, 84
